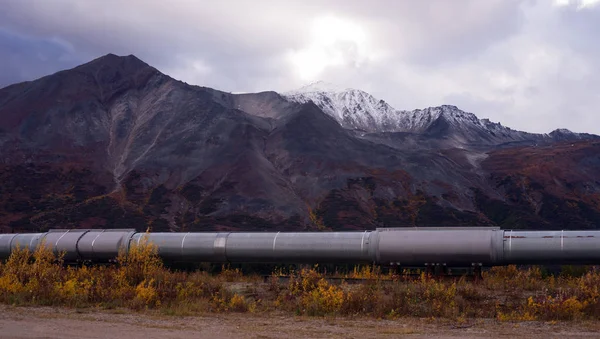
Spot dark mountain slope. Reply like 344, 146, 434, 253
477, 141, 600, 229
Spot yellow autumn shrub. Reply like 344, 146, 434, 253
300, 278, 345, 316
134, 279, 160, 308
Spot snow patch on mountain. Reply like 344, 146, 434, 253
284, 81, 402, 132
287, 81, 350, 94
282, 81, 597, 145
283, 82, 516, 137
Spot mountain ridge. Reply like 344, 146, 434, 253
283, 81, 597, 146
2, 56, 596, 141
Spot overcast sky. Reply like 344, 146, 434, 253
1, 0, 599, 134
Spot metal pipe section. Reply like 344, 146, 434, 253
1, 227, 600, 266
0, 229, 136, 262
503, 230, 600, 265
130, 231, 376, 263
376, 227, 504, 266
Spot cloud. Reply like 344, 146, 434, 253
286, 15, 376, 81
0, 0, 599, 134
0, 28, 85, 87
554, 0, 600, 10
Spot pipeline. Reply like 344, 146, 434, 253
0, 227, 600, 266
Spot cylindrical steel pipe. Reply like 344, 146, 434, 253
0, 229, 136, 262
376, 227, 504, 266
503, 230, 600, 265
1, 227, 600, 266
0, 233, 43, 256
130, 231, 376, 263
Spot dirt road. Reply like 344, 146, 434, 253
1, 305, 600, 339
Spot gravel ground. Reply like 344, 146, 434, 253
1, 305, 600, 339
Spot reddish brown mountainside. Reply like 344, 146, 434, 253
0, 54, 599, 232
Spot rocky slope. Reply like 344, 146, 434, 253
1, 54, 599, 233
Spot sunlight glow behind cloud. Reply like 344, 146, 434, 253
288, 15, 371, 80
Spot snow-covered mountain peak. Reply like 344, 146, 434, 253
281, 84, 597, 145
286, 80, 350, 94
283, 83, 491, 134
552, 128, 574, 134
283, 82, 400, 132
433, 105, 482, 124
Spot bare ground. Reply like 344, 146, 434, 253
1, 305, 600, 339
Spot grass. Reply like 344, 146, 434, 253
1, 236, 600, 321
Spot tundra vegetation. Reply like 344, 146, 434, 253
1, 236, 600, 321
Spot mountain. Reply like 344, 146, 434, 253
284, 81, 399, 132
283, 81, 597, 148
1, 54, 600, 233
